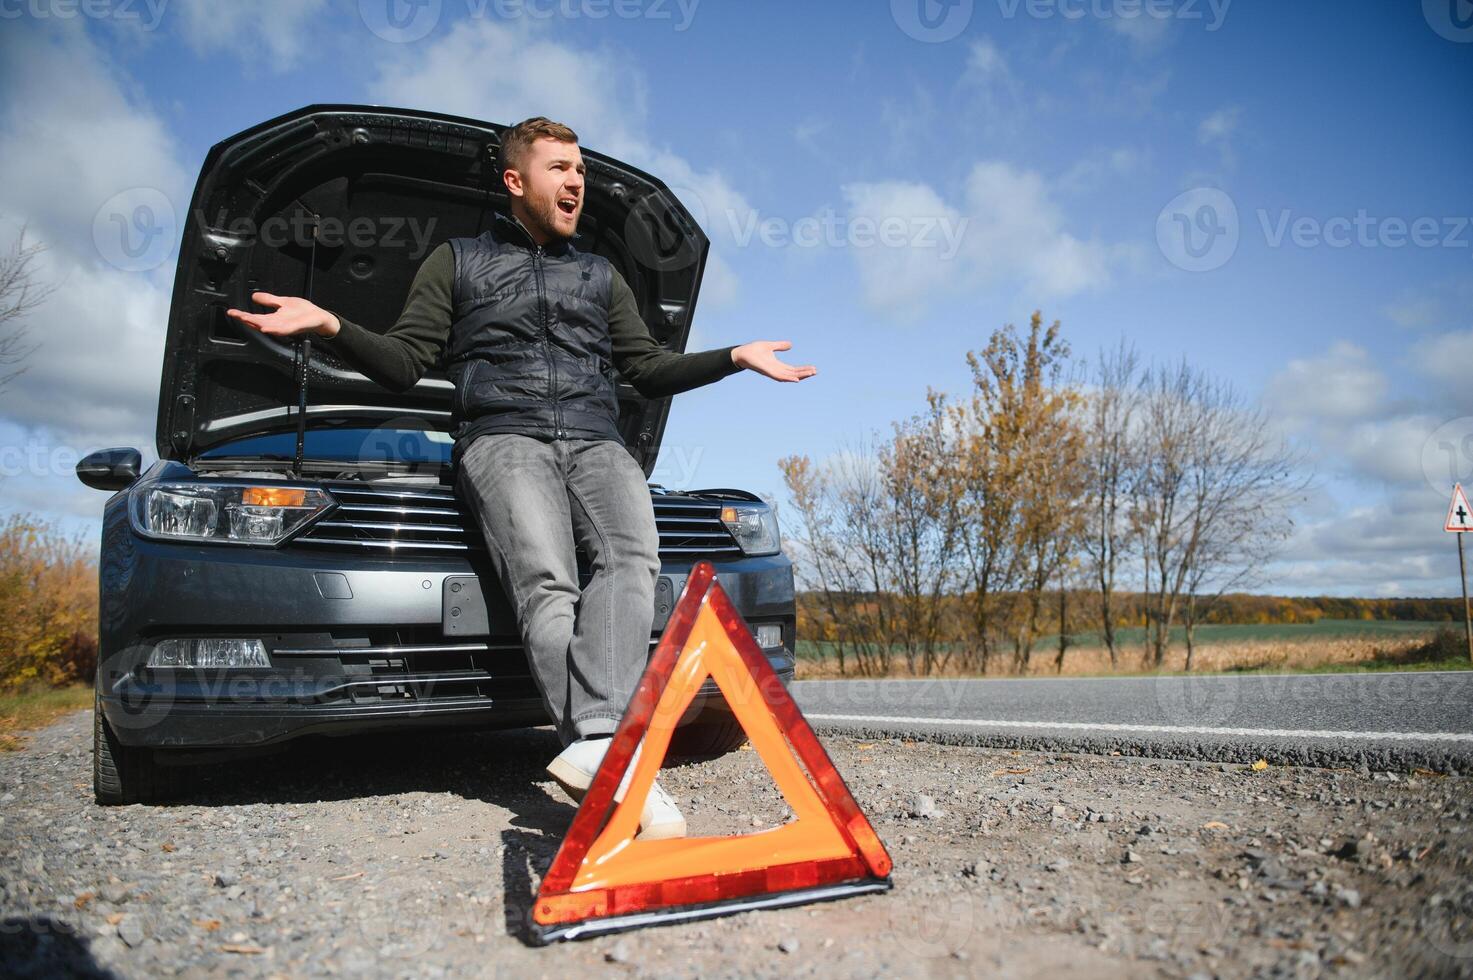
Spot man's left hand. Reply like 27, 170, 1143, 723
731, 341, 817, 382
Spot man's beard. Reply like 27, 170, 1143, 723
523, 192, 575, 242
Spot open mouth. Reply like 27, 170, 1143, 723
557, 196, 578, 216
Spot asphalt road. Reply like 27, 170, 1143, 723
792, 670, 1473, 773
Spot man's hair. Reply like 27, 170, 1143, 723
500, 116, 579, 175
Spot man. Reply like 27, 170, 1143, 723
226, 117, 815, 840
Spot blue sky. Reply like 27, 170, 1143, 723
0, 0, 1469, 596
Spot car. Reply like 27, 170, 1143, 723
76, 105, 796, 805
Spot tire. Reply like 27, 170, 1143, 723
93, 694, 178, 805
667, 712, 748, 760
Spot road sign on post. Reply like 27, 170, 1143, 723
1444, 484, 1473, 665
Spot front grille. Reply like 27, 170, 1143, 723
271, 635, 664, 705
292, 482, 744, 560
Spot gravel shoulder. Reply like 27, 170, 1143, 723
2, 710, 1471, 978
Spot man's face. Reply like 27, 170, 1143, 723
506, 136, 586, 242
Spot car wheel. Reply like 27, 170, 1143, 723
93, 693, 178, 805
666, 712, 748, 760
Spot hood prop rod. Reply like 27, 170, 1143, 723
292, 214, 319, 479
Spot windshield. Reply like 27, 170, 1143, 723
198, 428, 454, 465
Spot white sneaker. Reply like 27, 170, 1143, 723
546, 736, 687, 840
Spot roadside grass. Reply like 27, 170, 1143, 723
794, 620, 1471, 680
0, 684, 91, 751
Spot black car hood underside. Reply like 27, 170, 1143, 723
157, 104, 711, 477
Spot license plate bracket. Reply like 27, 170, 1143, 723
442, 575, 491, 637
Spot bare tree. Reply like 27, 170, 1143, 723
1133, 361, 1200, 666
782, 449, 884, 676
0, 223, 51, 392
1178, 383, 1305, 668
882, 391, 966, 674
1132, 361, 1306, 668
1081, 343, 1141, 668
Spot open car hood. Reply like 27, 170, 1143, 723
158, 104, 711, 477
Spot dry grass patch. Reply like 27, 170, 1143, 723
0, 684, 91, 750
796, 632, 1463, 680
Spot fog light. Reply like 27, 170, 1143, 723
147, 638, 270, 669
755, 624, 783, 649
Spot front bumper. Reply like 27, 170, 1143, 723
97, 509, 796, 749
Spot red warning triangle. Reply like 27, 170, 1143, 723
1448, 484, 1473, 532
530, 560, 892, 942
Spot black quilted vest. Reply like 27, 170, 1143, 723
446, 213, 618, 458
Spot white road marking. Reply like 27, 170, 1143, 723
793, 669, 1473, 685
805, 713, 1473, 743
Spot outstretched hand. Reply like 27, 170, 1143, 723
731, 340, 817, 383
225, 292, 340, 339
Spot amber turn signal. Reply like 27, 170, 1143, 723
242, 487, 308, 507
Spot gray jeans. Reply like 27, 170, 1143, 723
455, 433, 661, 745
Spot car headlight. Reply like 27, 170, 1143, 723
719, 502, 781, 557
130, 481, 334, 546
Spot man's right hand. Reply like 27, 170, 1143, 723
225, 292, 340, 339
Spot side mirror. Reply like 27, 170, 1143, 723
77, 448, 142, 491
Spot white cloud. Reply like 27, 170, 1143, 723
1272, 487, 1458, 596
1410, 330, 1473, 412
840, 161, 1117, 318
1197, 106, 1242, 170
1264, 341, 1387, 424
1197, 107, 1241, 145
1384, 276, 1473, 330
1339, 414, 1439, 488
1108, 10, 1175, 49
0, 20, 188, 466
367, 17, 747, 311
961, 161, 1113, 295
1385, 296, 1448, 330
962, 34, 1017, 91
174, 0, 331, 69
0, 23, 189, 261
839, 181, 965, 315
1059, 147, 1146, 194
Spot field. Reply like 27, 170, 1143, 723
794, 619, 1470, 678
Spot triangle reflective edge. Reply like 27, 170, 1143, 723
529, 560, 893, 943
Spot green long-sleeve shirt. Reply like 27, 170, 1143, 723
320, 242, 742, 398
